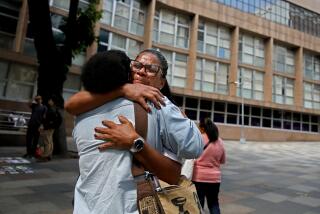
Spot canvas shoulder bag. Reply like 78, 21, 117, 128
133, 103, 203, 214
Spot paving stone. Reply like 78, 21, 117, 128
0, 187, 34, 196
6, 202, 61, 214
0, 196, 20, 208
288, 196, 320, 208
255, 192, 290, 203
239, 197, 315, 214
303, 211, 320, 214
14, 192, 73, 210
220, 203, 255, 214
220, 190, 255, 203
288, 184, 319, 193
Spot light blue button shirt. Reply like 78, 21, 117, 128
73, 97, 203, 214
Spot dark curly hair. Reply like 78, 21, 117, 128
199, 117, 219, 143
81, 50, 131, 93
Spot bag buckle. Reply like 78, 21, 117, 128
144, 171, 162, 192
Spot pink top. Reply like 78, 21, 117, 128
192, 134, 226, 183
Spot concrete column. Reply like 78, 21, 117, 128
86, 0, 103, 60
294, 47, 303, 107
185, 14, 199, 90
228, 26, 239, 97
143, 0, 156, 49
14, 0, 28, 52
264, 37, 273, 103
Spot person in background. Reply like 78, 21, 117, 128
38, 97, 62, 162
24, 95, 47, 158
192, 118, 226, 214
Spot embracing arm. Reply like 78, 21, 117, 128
95, 115, 181, 185
133, 140, 181, 184
65, 83, 164, 115
160, 99, 204, 159
64, 90, 121, 115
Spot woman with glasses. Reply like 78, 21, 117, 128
66, 49, 172, 114
65, 49, 203, 185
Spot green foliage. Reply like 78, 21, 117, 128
60, 0, 102, 57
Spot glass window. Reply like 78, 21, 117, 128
227, 103, 238, 113
111, 33, 126, 50
102, 0, 146, 36
185, 109, 197, 120
172, 53, 187, 87
164, 95, 318, 133
237, 68, 264, 100
239, 34, 265, 67
153, 9, 190, 49
304, 82, 320, 110
200, 111, 211, 120
131, 5, 145, 35
99, 32, 142, 59
263, 119, 271, 127
200, 100, 212, 110
172, 95, 183, 107
214, 102, 225, 112
195, 58, 229, 94
160, 49, 186, 88
0, 0, 21, 50
213, 113, 224, 123
197, 20, 231, 59
185, 97, 198, 108
101, 0, 113, 25
127, 39, 142, 59
4, 63, 37, 101
272, 75, 294, 105
98, 29, 110, 52
114, 1, 130, 31
304, 53, 320, 81
273, 44, 295, 74
215, 0, 320, 37
51, 0, 70, 10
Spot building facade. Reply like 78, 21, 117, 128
1, 0, 320, 141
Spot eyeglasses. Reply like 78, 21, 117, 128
130, 60, 162, 76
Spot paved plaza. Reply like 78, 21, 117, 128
220, 141, 320, 214
0, 140, 319, 214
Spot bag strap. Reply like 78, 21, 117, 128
131, 103, 148, 177
132, 103, 165, 214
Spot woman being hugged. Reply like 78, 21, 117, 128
192, 118, 226, 214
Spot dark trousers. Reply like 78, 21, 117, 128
194, 181, 221, 214
26, 125, 40, 156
